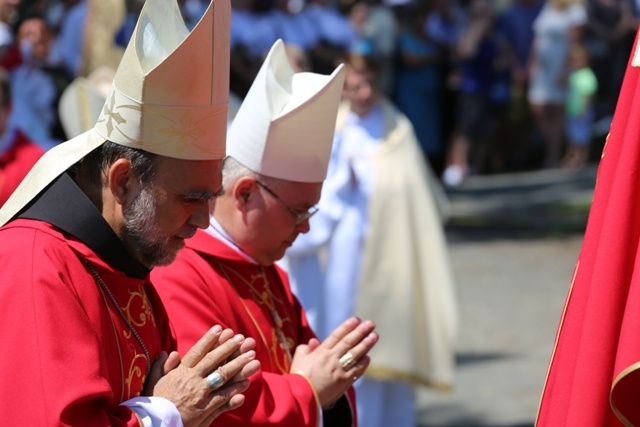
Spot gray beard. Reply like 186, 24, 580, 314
123, 186, 176, 268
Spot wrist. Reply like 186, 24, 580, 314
292, 370, 322, 407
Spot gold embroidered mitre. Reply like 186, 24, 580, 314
94, 0, 229, 159
0, 0, 230, 226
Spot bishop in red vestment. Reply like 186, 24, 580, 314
0, 0, 262, 424
153, 226, 356, 426
0, 173, 174, 425
152, 39, 378, 427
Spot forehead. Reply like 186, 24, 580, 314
154, 157, 223, 191
345, 68, 375, 86
18, 18, 47, 34
277, 180, 323, 205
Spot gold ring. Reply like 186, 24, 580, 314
339, 351, 356, 370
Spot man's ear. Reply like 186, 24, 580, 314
233, 177, 257, 212
107, 158, 137, 205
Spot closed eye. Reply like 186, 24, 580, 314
180, 187, 224, 204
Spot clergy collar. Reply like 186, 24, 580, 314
204, 215, 258, 264
18, 172, 150, 278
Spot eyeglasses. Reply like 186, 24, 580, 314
255, 180, 318, 225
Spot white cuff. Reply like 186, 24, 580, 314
122, 396, 183, 427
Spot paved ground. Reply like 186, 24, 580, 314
415, 166, 597, 427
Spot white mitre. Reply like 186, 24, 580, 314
227, 39, 346, 183
0, 0, 230, 226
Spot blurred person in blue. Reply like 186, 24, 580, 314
343, 0, 398, 93
7, 14, 65, 149
528, 0, 587, 168
0, 67, 44, 206
584, 0, 638, 120
269, 0, 320, 53
423, 0, 465, 171
441, 0, 510, 186
0, 0, 19, 55
394, 2, 444, 174
498, 0, 543, 91
561, 42, 597, 170
303, 0, 358, 74
228, 0, 279, 97
228, 0, 260, 97
244, 0, 282, 59
358, 0, 397, 94
48, 0, 86, 77
51, 0, 125, 77
115, 0, 144, 47
346, 0, 373, 55
285, 52, 458, 427
494, 0, 543, 171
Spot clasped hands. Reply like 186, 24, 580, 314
289, 317, 379, 409
144, 325, 261, 427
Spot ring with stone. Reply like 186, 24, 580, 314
206, 371, 224, 390
339, 351, 356, 370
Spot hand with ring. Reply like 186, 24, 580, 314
289, 317, 378, 409
144, 325, 261, 427
338, 352, 356, 370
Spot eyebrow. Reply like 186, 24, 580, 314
184, 186, 225, 202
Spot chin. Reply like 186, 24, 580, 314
145, 242, 184, 268
151, 250, 180, 268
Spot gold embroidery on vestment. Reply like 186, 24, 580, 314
216, 262, 293, 373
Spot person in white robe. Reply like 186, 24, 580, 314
284, 52, 458, 427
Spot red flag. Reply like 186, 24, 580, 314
536, 30, 640, 427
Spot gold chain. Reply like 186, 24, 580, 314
216, 261, 293, 370
84, 260, 151, 376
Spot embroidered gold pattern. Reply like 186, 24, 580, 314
124, 284, 156, 329
125, 351, 149, 398
216, 262, 294, 373
120, 284, 155, 396
98, 92, 127, 136
85, 262, 153, 400
159, 111, 205, 155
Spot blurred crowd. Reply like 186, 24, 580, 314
0, 0, 637, 189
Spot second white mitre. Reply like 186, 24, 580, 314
228, 39, 346, 183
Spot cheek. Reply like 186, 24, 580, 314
153, 201, 189, 233
258, 209, 293, 241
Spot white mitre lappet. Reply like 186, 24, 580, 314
227, 39, 346, 183
0, 0, 230, 226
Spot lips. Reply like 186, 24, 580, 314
177, 227, 198, 240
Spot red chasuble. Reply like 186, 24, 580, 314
152, 229, 357, 426
0, 219, 174, 426
0, 131, 45, 206
536, 30, 640, 426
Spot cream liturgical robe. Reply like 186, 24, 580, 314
286, 99, 457, 391
350, 100, 457, 390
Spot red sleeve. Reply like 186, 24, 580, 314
0, 224, 142, 426
153, 248, 326, 427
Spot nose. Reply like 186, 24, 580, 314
190, 200, 211, 229
296, 218, 311, 234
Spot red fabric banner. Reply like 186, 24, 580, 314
536, 30, 640, 427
